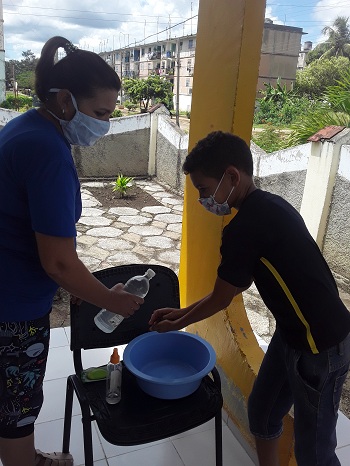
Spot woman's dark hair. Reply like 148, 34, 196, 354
35, 36, 121, 103
183, 131, 253, 178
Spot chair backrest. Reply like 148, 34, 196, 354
70, 264, 180, 373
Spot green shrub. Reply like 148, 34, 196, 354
110, 108, 123, 118
254, 96, 321, 126
124, 100, 137, 111
252, 125, 288, 153
1, 94, 32, 110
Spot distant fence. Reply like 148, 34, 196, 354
1, 107, 349, 291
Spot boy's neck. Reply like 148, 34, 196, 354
233, 177, 257, 210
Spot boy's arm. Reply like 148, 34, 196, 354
150, 276, 251, 332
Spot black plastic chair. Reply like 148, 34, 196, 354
62, 264, 223, 466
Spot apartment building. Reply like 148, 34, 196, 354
102, 34, 195, 112
101, 20, 303, 112
259, 19, 304, 91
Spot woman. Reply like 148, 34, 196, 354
0, 36, 143, 466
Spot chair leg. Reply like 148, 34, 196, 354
62, 378, 74, 453
215, 410, 223, 466
81, 403, 94, 466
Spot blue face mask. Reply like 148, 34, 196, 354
48, 88, 110, 146
198, 173, 235, 216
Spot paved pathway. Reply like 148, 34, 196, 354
77, 178, 350, 334
74, 178, 350, 420
77, 180, 183, 275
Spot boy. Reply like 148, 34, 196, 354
149, 131, 350, 466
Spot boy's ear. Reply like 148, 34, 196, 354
225, 165, 240, 183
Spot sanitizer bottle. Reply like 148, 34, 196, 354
106, 348, 122, 405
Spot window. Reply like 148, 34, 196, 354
186, 78, 190, 87
188, 39, 193, 49
141, 48, 145, 56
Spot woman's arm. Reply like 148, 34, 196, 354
35, 232, 143, 317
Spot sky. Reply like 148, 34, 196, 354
2, 0, 349, 61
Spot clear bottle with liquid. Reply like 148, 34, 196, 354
106, 348, 122, 405
94, 268, 156, 333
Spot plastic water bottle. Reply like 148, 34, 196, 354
106, 348, 122, 404
94, 268, 156, 333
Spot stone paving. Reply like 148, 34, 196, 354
74, 178, 350, 419
77, 178, 350, 346
76, 179, 183, 275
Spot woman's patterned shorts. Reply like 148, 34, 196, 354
0, 313, 50, 438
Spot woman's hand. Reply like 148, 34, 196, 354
70, 283, 143, 317
149, 307, 186, 332
35, 232, 144, 316
107, 283, 144, 318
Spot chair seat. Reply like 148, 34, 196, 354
71, 365, 223, 446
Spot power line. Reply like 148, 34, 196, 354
3, 11, 172, 25
123, 15, 198, 49
266, 1, 349, 8
3, 3, 190, 19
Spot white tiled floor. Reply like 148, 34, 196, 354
3, 327, 349, 466
33, 327, 256, 466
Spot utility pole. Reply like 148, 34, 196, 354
120, 49, 123, 104
191, 2, 193, 35
175, 38, 181, 126
0, 0, 5, 103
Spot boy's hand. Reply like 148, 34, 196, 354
149, 308, 186, 332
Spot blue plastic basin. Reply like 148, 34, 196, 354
123, 331, 216, 399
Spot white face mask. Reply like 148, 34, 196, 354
48, 88, 110, 146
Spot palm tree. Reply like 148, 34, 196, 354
321, 16, 350, 59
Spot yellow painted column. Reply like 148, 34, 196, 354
179, 1, 296, 464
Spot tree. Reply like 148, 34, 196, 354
294, 56, 350, 99
123, 74, 173, 112
306, 42, 330, 65
321, 16, 350, 59
5, 50, 38, 90
288, 68, 350, 145
16, 71, 35, 90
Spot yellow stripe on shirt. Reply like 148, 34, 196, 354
260, 257, 319, 354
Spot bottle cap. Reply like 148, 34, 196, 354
145, 268, 155, 279
110, 348, 120, 364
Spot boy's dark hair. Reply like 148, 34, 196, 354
35, 36, 121, 103
183, 131, 253, 179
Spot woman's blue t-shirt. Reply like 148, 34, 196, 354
0, 109, 82, 321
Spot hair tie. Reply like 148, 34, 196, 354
63, 41, 78, 55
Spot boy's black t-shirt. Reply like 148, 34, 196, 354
218, 189, 350, 353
